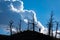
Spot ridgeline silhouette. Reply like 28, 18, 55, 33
0, 11, 60, 40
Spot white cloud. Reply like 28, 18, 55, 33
24, 19, 28, 23
10, 0, 24, 12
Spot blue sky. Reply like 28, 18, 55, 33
22, 0, 60, 27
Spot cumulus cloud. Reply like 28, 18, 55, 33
0, 0, 49, 36
10, 0, 24, 12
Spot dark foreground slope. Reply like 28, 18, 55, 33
0, 30, 59, 40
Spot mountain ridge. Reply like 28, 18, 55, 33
0, 30, 59, 40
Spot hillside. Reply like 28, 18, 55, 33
0, 30, 59, 40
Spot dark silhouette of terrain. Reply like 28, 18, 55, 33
0, 30, 59, 40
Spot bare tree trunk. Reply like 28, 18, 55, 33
47, 11, 54, 36
27, 14, 35, 31
55, 22, 59, 38
9, 20, 13, 36
19, 19, 21, 32
32, 14, 35, 31
27, 19, 29, 30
